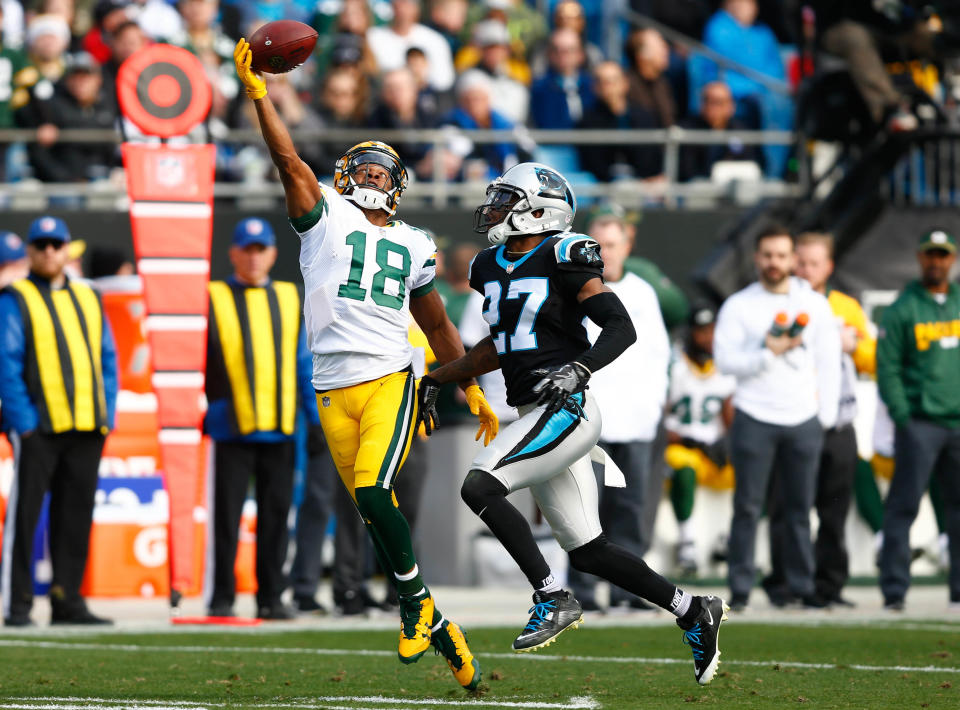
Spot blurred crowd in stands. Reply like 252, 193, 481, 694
0, 0, 957, 189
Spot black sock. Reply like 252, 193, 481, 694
568, 534, 678, 611
461, 469, 552, 588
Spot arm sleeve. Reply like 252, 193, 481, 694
713, 300, 773, 377
0, 293, 39, 434
576, 291, 637, 373
101, 313, 118, 430
288, 190, 327, 235
876, 304, 911, 425
813, 301, 842, 429
296, 322, 320, 425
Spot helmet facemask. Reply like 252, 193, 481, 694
334, 145, 408, 215
473, 164, 576, 246
474, 182, 527, 246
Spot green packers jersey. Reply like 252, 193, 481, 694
0, 46, 30, 128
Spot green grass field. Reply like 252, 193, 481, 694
0, 620, 958, 709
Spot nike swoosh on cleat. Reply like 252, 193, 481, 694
704, 608, 713, 626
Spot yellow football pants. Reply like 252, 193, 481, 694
316, 369, 418, 502
664, 443, 736, 490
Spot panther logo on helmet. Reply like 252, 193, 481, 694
474, 162, 576, 246
333, 141, 409, 215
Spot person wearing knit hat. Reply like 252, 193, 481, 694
24, 13, 72, 87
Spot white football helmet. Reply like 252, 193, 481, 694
474, 162, 576, 246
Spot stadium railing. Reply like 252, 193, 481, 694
0, 126, 801, 210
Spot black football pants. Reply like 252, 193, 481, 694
1, 431, 104, 620
208, 440, 294, 611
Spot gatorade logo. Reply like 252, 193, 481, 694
133, 526, 168, 568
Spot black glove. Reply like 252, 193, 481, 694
532, 362, 590, 414
416, 375, 441, 436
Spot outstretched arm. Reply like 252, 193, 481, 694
410, 290, 498, 443
234, 40, 322, 219
409, 289, 476, 391
425, 336, 500, 385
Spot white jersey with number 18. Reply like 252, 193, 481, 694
294, 183, 437, 391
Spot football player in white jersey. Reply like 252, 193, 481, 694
664, 303, 736, 576
233, 39, 498, 691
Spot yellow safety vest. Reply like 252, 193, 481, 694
8, 277, 108, 434
208, 280, 301, 436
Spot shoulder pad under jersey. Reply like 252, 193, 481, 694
553, 234, 604, 273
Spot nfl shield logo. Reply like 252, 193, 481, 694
505, 263, 515, 274
322, 396, 331, 407
156, 155, 185, 188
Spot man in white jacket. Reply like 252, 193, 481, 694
568, 204, 671, 611
714, 225, 841, 611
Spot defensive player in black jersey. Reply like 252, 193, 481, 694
418, 163, 728, 685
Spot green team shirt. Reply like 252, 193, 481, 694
624, 256, 690, 330
876, 280, 960, 427
0, 46, 30, 128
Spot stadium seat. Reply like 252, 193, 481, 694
533, 145, 582, 175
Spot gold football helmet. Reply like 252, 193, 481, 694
333, 141, 409, 215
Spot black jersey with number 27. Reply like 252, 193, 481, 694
468, 234, 604, 407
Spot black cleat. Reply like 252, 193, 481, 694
678, 595, 729, 685
4, 614, 33, 627
51, 608, 112, 625
512, 589, 583, 653
293, 595, 326, 613
257, 603, 298, 620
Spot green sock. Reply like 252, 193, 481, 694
670, 467, 696, 522
355, 486, 424, 597
364, 520, 401, 596
854, 458, 884, 533
929, 474, 946, 534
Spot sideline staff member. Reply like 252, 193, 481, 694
205, 218, 319, 620
714, 225, 840, 611
877, 229, 960, 610
0, 216, 117, 626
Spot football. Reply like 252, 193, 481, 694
248, 20, 318, 74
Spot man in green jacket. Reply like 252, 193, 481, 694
876, 229, 960, 611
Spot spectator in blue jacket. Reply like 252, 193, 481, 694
698, 0, 793, 177
442, 69, 520, 180
204, 218, 320, 620
0, 215, 118, 627
530, 26, 595, 129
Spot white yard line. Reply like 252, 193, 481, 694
1, 695, 600, 710
0, 639, 958, 675
0, 617, 957, 638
